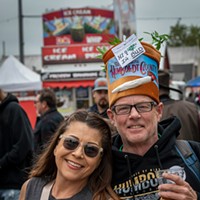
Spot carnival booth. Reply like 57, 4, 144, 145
185, 76, 200, 96
186, 76, 200, 88
0, 55, 42, 128
184, 76, 200, 103
41, 7, 116, 115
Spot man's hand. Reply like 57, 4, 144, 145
158, 172, 197, 200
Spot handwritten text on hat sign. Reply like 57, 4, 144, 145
112, 34, 145, 68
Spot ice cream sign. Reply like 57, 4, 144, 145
42, 43, 112, 65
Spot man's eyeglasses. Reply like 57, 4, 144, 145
111, 102, 157, 115
59, 135, 103, 158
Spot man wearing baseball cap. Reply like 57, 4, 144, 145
88, 77, 109, 118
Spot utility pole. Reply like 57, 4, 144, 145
2, 41, 6, 59
18, 0, 24, 63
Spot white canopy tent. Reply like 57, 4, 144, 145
0, 55, 42, 92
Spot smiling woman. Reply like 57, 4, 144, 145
18, 110, 119, 200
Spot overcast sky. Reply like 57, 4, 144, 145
1, 0, 200, 57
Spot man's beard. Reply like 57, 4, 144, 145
98, 98, 108, 109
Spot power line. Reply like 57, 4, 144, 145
1, 15, 200, 25
137, 16, 200, 21
0, 17, 18, 23
0, 15, 41, 24
23, 15, 41, 18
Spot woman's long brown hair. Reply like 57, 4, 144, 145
29, 110, 119, 200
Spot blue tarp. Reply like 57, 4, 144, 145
186, 76, 200, 87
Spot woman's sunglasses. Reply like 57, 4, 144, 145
59, 135, 103, 158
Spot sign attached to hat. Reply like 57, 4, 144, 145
111, 34, 145, 68
102, 34, 161, 107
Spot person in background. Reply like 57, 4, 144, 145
19, 110, 119, 200
88, 77, 109, 119
102, 39, 200, 199
186, 92, 195, 103
159, 70, 200, 142
34, 88, 64, 155
0, 88, 33, 200
195, 92, 200, 107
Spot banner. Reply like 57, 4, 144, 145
113, 0, 136, 39
42, 7, 115, 46
42, 43, 112, 65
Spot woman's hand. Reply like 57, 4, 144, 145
158, 172, 197, 200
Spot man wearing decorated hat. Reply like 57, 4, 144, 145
102, 34, 200, 200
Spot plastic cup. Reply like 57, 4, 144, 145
156, 167, 184, 184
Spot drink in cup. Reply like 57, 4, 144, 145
156, 166, 185, 184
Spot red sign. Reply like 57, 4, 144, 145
42, 43, 112, 65
44, 33, 115, 46
43, 7, 113, 21
42, 7, 115, 46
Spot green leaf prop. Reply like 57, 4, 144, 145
143, 31, 170, 50
96, 31, 170, 71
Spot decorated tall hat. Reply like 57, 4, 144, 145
102, 34, 161, 107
